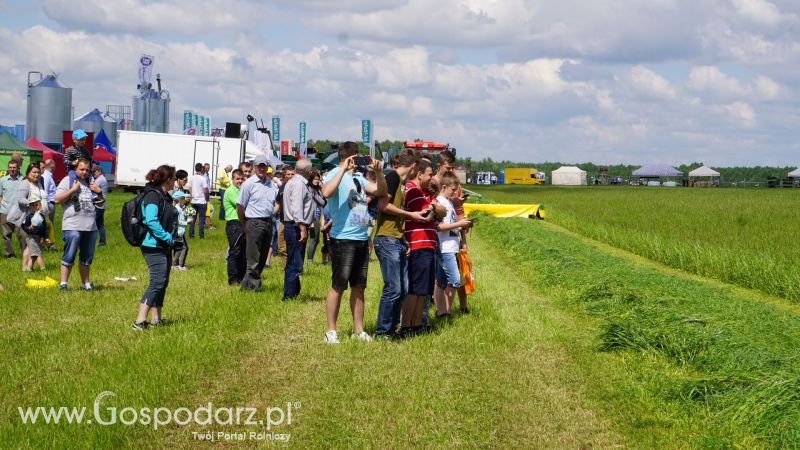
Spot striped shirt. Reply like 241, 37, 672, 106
403, 180, 437, 251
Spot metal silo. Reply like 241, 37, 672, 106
132, 73, 170, 133
74, 108, 118, 146
26, 72, 73, 145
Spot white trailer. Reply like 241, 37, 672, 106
115, 130, 265, 189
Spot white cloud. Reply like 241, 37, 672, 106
687, 66, 748, 99
730, 0, 786, 26
626, 66, 678, 100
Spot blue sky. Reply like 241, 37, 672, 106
1, 0, 799, 166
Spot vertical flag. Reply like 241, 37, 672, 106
193, 113, 199, 133
199, 115, 206, 136
183, 110, 192, 132
272, 116, 281, 143
361, 119, 372, 154
299, 121, 307, 157
204, 117, 210, 136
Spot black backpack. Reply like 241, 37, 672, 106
121, 189, 164, 247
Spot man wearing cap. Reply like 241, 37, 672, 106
92, 165, 109, 246
236, 155, 278, 292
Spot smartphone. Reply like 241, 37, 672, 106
462, 193, 471, 200
468, 216, 479, 223
353, 155, 371, 166
421, 208, 433, 219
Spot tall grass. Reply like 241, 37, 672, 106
472, 186, 800, 302
480, 216, 800, 448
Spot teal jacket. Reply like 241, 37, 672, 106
140, 184, 175, 249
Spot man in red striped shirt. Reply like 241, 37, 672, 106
401, 160, 445, 334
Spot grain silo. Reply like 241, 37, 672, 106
25, 72, 72, 146
74, 108, 118, 146
132, 73, 170, 133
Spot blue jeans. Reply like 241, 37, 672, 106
283, 223, 306, 299
61, 229, 98, 267
141, 247, 172, 307
436, 252, 462, 288
189, 203, 207, 238
374, 236, 408, 336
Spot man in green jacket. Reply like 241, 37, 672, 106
224, 169, 246, 285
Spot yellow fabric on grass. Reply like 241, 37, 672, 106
463, 203, 545, 219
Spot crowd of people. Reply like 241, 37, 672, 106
1, 130, 108, 291
1, 131, 475, 343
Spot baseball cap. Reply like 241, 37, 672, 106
28, 194, 41, 204
253, 154, 269, 167
171, 191, 186, 200
72, 129, 87, 140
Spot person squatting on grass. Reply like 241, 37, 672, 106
224, 169, 247, 285
321, 142, 387, 344
434, 173, 473, 316
133, 165, 178, 330
401, 159, 446, 336
282, 158, 326, 301
237, 154, 278, 292
171, 191, 192, 271
54, 159, 104, 291
7, 164, 49, 271
373, 150, 429, 338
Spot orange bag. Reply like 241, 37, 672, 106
457, 249, 476, 294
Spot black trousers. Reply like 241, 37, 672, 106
240, 218, 273, 291
226, 220, 247, 285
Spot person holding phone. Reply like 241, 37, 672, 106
401, 159, 446, 335
321, 143, 387, 344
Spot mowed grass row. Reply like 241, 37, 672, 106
471, 186, 800, 302
479, 217, 800, 448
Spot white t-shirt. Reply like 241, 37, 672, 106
189, 174, 208, 204
436, 196, 460, 253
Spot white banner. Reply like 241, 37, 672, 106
138, 54, 154, 86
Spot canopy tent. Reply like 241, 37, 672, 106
789, 168, 800, 178
632, 164, 683, 177
688, 165, 720, 177
24, 137, 67, 182
0, 130, 41, 176
551, 166, 587, 186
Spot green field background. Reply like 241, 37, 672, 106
472, 185, 800, 302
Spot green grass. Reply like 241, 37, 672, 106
2, 192, 799, 448
471, 185, 800, 302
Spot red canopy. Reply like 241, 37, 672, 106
24, 137, 67, 183
93, 145, 116, 162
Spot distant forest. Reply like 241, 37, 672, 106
307, 139, 797, 183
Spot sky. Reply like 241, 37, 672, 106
1, 0, 799, 166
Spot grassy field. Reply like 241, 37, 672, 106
2, 190, 799, 448
471, 185, 800, 303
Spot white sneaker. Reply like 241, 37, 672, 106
352, 331, 373, 342
324, 330, 340, 344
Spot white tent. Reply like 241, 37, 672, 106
551, 166, 587, 186
789, 168, 800, 178
688, 165, 720, 177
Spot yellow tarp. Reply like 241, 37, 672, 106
463, 203, 545, 219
